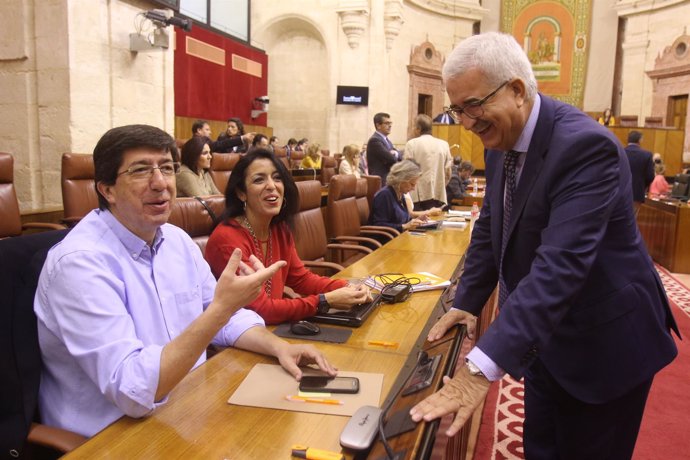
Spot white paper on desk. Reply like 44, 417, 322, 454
442, 220, 467, 229
447, 210, 472, 217
228, 364, 383, 416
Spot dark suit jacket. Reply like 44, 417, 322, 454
625, 143, 654, 202
1, 230, 70, 458
367, 132, 398, 185
212, 133, 246, 153
454, 95, 678, 404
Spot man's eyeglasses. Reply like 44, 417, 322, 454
444, 80, 510, 121
117, 162, 180, 180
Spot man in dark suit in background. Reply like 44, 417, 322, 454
410, 32, 678, 459
367, 112, 400, 185
625, 130, 655, 204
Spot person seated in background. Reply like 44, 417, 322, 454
598, 108, 616, 126
247, 133, 270, 154
359, 142, 369, 175
34, 125, 336, 437
284, 138, 298, 160
296, 138, 309, 152
177, 136, 220, 197
301, 143, 323, 169
269, 136, 279, 153
338, 144, 361, 178
368, 160, 427, 233
215, 117, 250, 153
446, 159, 475, 201
649, 162, 670, 197
192, 119, 253, 153
206, 149, 372, 324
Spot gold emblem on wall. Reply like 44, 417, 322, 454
501, 0, 592, 108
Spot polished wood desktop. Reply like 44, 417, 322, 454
64, 221, 477, 459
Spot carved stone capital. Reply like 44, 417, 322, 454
384, 0, 404, 50
336, 1, 369, 49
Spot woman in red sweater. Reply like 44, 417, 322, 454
206, 149, 371, 324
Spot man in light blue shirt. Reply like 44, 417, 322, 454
34, 124, 337, 437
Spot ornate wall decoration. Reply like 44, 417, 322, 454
336, 0, 370, 49
501, 0, 592, 107
384, 0, 405, 50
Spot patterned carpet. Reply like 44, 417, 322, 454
473, 266, 690, 460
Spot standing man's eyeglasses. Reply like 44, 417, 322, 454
444, 80, 510, 122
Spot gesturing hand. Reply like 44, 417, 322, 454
427, 309, 477, 342
211, 249, 286, 317
409, 366, 491, 437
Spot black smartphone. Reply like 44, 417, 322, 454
299, 376, 360, 394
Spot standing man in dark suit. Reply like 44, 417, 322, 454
367, 112, 400, 185
625, 130, 655, 204
410, 32, 678, 459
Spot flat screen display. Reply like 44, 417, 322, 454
336, 86, 369, 106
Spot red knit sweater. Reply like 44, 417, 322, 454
205, 220, 347, 324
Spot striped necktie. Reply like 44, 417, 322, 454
498, 150, 520, 309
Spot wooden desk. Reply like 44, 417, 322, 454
637, 198, 690, 273
64, 226, 476, 459
64, 346, 407, 459
382, 225, 470, 256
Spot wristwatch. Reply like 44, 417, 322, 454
317, 293, 330, 313
465, 359, 485, 377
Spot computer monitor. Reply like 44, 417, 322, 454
336, 86, 369, 106
670, 174, 690, 200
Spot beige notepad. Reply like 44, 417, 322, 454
228, 364, 383, 416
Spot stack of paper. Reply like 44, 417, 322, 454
365, 272, 451, 292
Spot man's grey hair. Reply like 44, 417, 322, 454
415, 114, 433, 134
387, 160, 421, 188
443, 32, 537, 101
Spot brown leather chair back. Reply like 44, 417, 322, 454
290, 150, 305, 169
0, 153, 22, 237
364, 174, 381, 211
294, 180, 329, 262
167, 195, 225, 253
326, 175, 360, 238
210, 153, 241, 194
355, 178, 370, 225
321, 156, 337, 186
61, 153, 98, 224
274, 146, 290, 169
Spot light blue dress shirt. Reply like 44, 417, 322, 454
34, 209, 264, 436
465, 94, 542, 381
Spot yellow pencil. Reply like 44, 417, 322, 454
286, 395, 344, 405
368, 340, 399, 348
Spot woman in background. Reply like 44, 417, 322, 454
649, 162, 670, 197
369, 160, 427, 232
598, 108, 616, 126
205, 149, 370, 324
301, 143, 323, 169
338, 144, 361, 178
176, 136, 220, 197
216, 117, 248, 153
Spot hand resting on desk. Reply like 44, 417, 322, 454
427, 308, 477, 341
409, 308, 485, 436
409, 365, 490, 437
